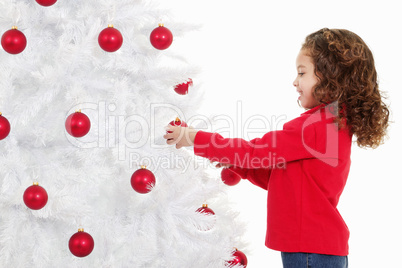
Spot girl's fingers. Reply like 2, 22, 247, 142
166, 138, 177, 145
164, 125, 193, 148
165, 125, 175, 132
214, 162, 233, 168
164, 125, 178, 140
163, 133, 172, 139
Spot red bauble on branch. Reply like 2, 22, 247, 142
65, 110, 91, 138
0, 112, 11, 140
98, 25, 123, 52
69, 228, 95, 258
23, 182, 48, 210
166, 117, 188, 140
196, 204, 215, 216
168, 117, 188, 129
1, 26, 27, 54
150, 23, 173, 50
131, 166, 156, 194
221, 168, 241, 186
35, 0, 57, 6
174, 79, 193, 95
195, 204, 216, 231
227, 248, 248, 267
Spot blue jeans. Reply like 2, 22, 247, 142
281, 252, 348, 268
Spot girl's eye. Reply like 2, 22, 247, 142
298, 73, 304, 76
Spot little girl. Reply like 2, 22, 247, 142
164, 28, 389, 268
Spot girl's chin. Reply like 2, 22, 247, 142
300, 101, 313, 109
299, 97, 319, 109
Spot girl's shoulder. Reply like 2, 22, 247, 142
285, 103, 337, 131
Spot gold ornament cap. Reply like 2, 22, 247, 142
140, 165, 147, 169
33, 182, 39, 186
78, 228, 84, 232
108, 24, 114, 28
202, 204, 208, 208
158, 23, 164, 27
11, 26, 18, 30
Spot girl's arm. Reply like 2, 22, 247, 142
214, 162, 271, 191
164, 115, 321, 169
164, 126, 274, 190
192, 125, 316, 169
230, 166, 271, 191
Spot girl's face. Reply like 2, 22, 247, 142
293, 50, 320, 109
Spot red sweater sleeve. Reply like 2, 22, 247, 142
193, 115, 317, 169
230, 166, 271, 191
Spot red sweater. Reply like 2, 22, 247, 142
194, 104, 352, 256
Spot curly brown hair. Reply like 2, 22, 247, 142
301, 28, 389, 149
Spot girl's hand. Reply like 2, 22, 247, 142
209, 160, 233, 169
164, 125, 198, 149
214, 162, 233, 169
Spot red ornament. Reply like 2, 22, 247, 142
65, 110, 91, 138
168, 117, 188, 129
227, 248, 248, 267
174, 79, 193, 95
69, 228, 95, 258
221, 168, 241, 186
1, 26, 27, 54
0, 112, 11, 140
196, 204, 215, 216
196, 204, 215, 231
23, 182, 48, 210
35, 0, 57, 6
150, 24, 173, 50
98, 25, 123, 52
166, 117, 188, 139
131, 166, 156, 194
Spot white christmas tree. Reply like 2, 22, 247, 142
0, 0, 247, 267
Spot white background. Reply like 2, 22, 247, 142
164, 0, 402, 267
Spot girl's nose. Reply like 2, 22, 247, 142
293, 77, 298, 87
